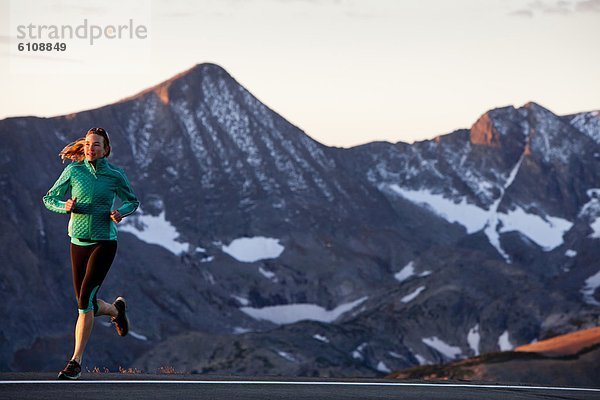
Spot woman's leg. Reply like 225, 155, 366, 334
70, 244, 92, 313
71, 312, 94, 364
96, 299, 118, 318
69, 241, 118, 364
69, 243, 93, 365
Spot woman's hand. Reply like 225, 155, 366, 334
110, 210, 123, 224
65, 197, 77, 213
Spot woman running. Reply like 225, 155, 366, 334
43, 127, 139, 380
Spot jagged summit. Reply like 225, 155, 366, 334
413, 102, 562, 149
116, 62, 233, 105
467, 102, 569, 150
522, 101, 553, 113
110, 61, 307, 145
469, 105, 525, 148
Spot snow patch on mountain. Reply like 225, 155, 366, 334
240, 296, 368, 325
414, 354, 428, 365
568, 111, 600, 144
259, 266, 278, 282
269, 127, 335, 200
394, 261, 415, 282
173, 100, 209, 165
118, 209, 189, 255
498, 330, 514, 351
352, 342, 368, 360
483, 153, 525, 262
388, 143, 575, 255
389, 180, 572, 254
221, 237, 284, 263
233, 327, 253, 335
461, 169, 498, 203
277, 350, 297, 363
388, 185, 489, 233
394, 261, 431, 283
313, 334, 329, 343
587, 188, 600, 199
578, 189, 600, 238
129, 330, 148, 341
125, 97, 158, 169
422, 337, 463, 359
590, 218, 600, 239
401, 286, 426, 303
231, 295, 250, 306
582, 270, 600, 306
260, 128, 307, 193
467, 324, 481, 356
376, 361, 391, 373
498, 207, 573, 250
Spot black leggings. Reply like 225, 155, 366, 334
70, 241, 118, 315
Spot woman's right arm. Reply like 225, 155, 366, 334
42, 164, 72, 214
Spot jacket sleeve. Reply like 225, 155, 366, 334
115, 168, 140, 217
42, 164, 72, 214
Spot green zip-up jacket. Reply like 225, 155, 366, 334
43, 157, 139, 241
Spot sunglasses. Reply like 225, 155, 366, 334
87, 127, 110, 140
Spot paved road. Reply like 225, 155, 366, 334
1, 374, 599, 400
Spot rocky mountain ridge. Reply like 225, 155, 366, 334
0, 63, 598, 378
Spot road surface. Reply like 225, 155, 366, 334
1, 373, 599, 399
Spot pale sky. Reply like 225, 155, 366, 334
1, 0, 599, 148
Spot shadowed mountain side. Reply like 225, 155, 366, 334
133, 321, 384, 377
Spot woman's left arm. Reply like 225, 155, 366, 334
115, 168, 140, 218
43, 164, 73, 214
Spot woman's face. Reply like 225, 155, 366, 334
84, 133, 107, 162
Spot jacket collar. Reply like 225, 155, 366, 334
84, 157, 107, 173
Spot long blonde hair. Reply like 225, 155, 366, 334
59, 128, 111, 163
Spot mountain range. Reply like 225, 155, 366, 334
0, 63, 598, 380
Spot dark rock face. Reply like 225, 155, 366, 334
0, 63, 599, 378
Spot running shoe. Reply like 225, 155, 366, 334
58, 360, 81, 380
112, 296, 129, 337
